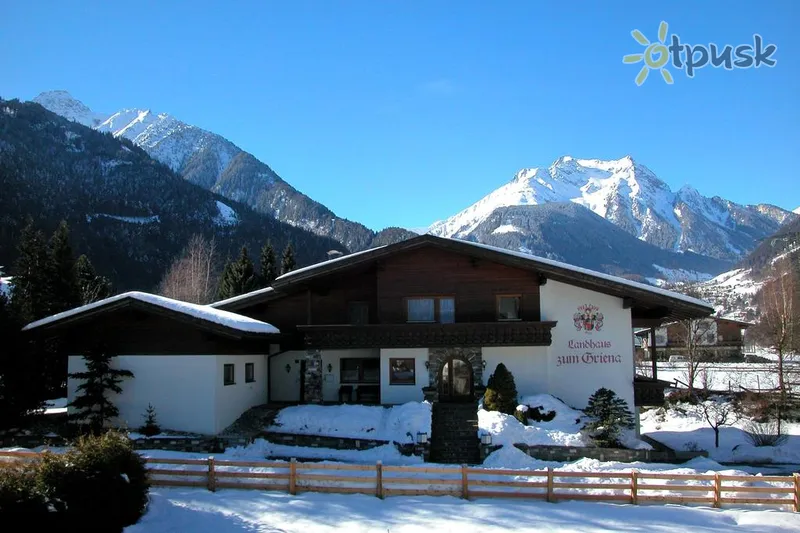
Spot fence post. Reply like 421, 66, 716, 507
289, 458, 297, 496
461, 464, 468, 500
376, 461, 384, 499
713, 473, 721, 508
207, 456, 216, 492
546, 467, 554, 503
630, 470, 638, 505
794, 473, 799, 513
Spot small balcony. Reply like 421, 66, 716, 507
297, 321, 557, 349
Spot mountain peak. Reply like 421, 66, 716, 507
33, 90, 107, 128
794, 206, 800, 214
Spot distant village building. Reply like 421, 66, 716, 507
636, 317, 752, 362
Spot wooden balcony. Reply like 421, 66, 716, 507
297, 321, 557, 349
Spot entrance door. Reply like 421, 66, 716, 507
439, 358, 473, 402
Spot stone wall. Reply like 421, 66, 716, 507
0, 434, 252, 454
512, 443, 708, 463
260, 431, 430, 460
427, 347, 484, 400
304, 349, 324, 403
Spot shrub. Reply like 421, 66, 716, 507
744, 419, 788, 447
582, 388, 635, 448
139, 404, 160, 437
514, 405, 528, 425
0, 463, 49, 515
37, 431, 149, 528
483, 363, 518, 415
527, 405, 556, 423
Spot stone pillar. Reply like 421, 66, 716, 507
304, 349, 323, 403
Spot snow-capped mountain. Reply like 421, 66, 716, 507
794, 206, 800, 214
32, 91, 383, 251
430, 156, 795, 263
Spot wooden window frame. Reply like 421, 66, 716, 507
245, 362, 255, 383
496, 294, 522, 321
404, 296, 456, 324
223, 363, 235, 386
339, 358, 380, 384
389, 358, 416, 386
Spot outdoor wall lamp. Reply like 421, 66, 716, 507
285, 364, 291, 373
424, 361, 430, 370
481, 360, 487, 369
416, 432, 428, 444
326, 363, 333, 373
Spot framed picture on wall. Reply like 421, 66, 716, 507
389, 358, 416, 385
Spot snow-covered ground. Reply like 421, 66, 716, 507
641, 402, 800, 463
267, 402, 432, 444
479, 394, 587, 447
42, 397, 67, 415
126, 489, 800, 533
654, 362, 793, 393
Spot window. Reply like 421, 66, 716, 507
340, 358, 380, 383
389, 358, 416, 385
497, 295, 521, 320
406, 297, 455, 323
348, 301, 369, 325
245, 362, 255, 383
223, 364, 235, 386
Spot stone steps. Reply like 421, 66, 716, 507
429, 402, 481, 465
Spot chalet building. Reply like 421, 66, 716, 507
24, 235, 714, 435
635, 317, 753, 362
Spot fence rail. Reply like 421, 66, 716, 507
1, 451, 798, 512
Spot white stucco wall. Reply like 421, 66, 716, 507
321, 349, 380, 402
67, 355, 217, 435
540, 280, 635, 410
269, 351, 304, 403
214, 354, 268, 434
380, 348, 427, 404
482, 346, 549, 395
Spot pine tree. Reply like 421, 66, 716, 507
140, 403, 160, 437
259, 241, 277, 286
47, 220, 81, 314
483, 363, 518, 414
581, 387, 635, 448
68, 348, 134, 433
216, 247, 258, 300
76, 254, 112, 304
9, 219, 52, 323
281, 242, 296, 275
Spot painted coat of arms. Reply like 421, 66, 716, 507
573, 304, 604, 332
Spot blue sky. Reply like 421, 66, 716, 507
2, 1, 798, 231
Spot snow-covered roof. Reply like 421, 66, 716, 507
210, 286, 276, 309
23, 291, 280, 334
275, 245, 388, 282
449, 238, 713, 309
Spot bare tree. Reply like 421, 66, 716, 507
158, 235, 220, 304
751, 257, 799, 432
697, 395, 741, 449
674, 318, 716, 394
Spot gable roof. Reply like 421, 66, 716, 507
24, 291, 280, 337
212, 234, 715, 322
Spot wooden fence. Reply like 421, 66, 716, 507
1, 451, 798, 511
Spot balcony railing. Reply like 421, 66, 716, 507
297, 321, 557, 349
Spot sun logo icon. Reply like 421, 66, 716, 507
623, 21, 675, 86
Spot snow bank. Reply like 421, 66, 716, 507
268, 402, 432, 444
22, 291, 279, 334
479, 394, 587, 447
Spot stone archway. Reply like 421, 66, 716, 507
426, 347, 484, 402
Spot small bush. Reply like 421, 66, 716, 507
483, 363, 518, 415
528, 405, 556, 422
744, 420, 789, 447
514, 405, 528, 425
0, 463, 49, 514
683, 441, 700, 452
139, 404, 161, 437
666, 389, 700, 405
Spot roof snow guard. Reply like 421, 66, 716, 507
24, 291, 280, 337
212, 234, 715, 323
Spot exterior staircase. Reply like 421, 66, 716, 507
429, 402, 481, 464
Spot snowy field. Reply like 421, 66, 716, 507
650, 362, 795, 393
126, 489, 800, 533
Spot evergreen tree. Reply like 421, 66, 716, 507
259, 241, 277, 286
581, 387, 635, 448
68, 348, 134, 433
9, 219, 52, 323
76, 254, 113, 304
216, 247, 258, 300
483, 363, 519, 415
281, 242, 296, 275
47, 220, 81, 314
